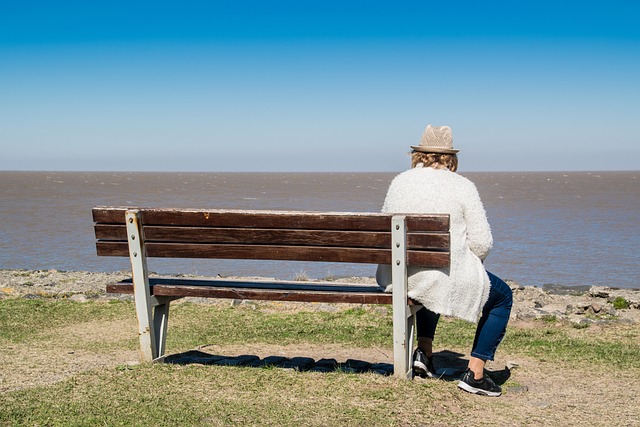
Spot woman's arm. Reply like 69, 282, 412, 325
463, 181, 493, 260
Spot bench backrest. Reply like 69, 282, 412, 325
93, 207, 450, 267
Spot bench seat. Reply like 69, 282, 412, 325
108, 277, 417, 304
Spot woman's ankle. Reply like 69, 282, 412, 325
468, 356, 486, 379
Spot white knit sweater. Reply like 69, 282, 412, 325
376, 166, 492, 323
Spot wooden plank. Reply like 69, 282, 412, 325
144, 210, 393, 230
96, 240, 449, 267
94, 224, 448, 251
406, 216, 449, 232
115, 277, 386, 292
92, 207, 449, 232
144, 227, 449, 250
145, 227, 390, 247
92, 207, 127, 223
94, 224, 127, 240
96, 241, 129, 256
148, 243, 389, 263
154, 285, 393, 304
95, 224, 449, 250
105, 278, 421, 305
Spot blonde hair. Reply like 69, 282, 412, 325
411, 151, 458, 172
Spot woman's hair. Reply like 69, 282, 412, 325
411, 151, 459, 172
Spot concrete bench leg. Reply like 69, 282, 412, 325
392, 215, 414, 379
126, 210, 175, 362
150, 297, 178, 361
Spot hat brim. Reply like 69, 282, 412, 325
410, 145, 459, 154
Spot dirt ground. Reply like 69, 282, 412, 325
1, 269, 639, 425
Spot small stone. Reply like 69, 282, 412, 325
507, 385, 529, 394
506, 361, 520, 370
506, 280, 524, 291
589, 286, 611, 298
543, 283, 590, 296
516, 312, 537, 321
590, 303, 602, 313
70, 294, 87, 303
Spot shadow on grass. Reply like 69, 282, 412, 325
163, 349, 510, 384
432, 350, 511, 385
163, 350, 395, 375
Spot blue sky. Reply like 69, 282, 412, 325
1, 1, 639, 172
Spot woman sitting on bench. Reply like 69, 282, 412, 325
376, 124, 513, 397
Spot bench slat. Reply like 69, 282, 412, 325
106, 278, 411, 305
94, 224, 450, 250
96, 241, 450, 267
93, 207, 449, 232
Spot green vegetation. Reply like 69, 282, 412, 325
0, 365, 460, 427
1, 298, 639, 426
539, 314, 558, 324
612, 296, 631, 309
0, 298, 131, 344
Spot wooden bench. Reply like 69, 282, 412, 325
93, 206, 450, 379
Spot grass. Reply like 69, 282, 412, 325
1, 298, 639, 426
612, 296, 631, 309
0, 298, 131, 344
0, 365, 460, 426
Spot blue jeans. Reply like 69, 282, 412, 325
416, 271, 513, 361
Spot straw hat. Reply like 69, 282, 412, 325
410, 124, 459, 154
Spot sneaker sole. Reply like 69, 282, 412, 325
457, 380, 501, 397
413, 361, 436, 379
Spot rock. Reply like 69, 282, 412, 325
566, 304, 589, 315
543, 283, 590, 296
507, 385, 529, 394
590, 303, 603, 313
506, 361, 520, 370
590, 286, 611, 298
506, 280, 524, 291
70, 294, 88, 303
516, 312, 538, 321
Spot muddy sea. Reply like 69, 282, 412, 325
1, 171, 638, 289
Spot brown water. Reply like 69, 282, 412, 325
1, 171, 638, 288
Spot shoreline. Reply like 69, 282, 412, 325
1, 268, 639, 325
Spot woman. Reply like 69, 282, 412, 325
376, 124, 512, 397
